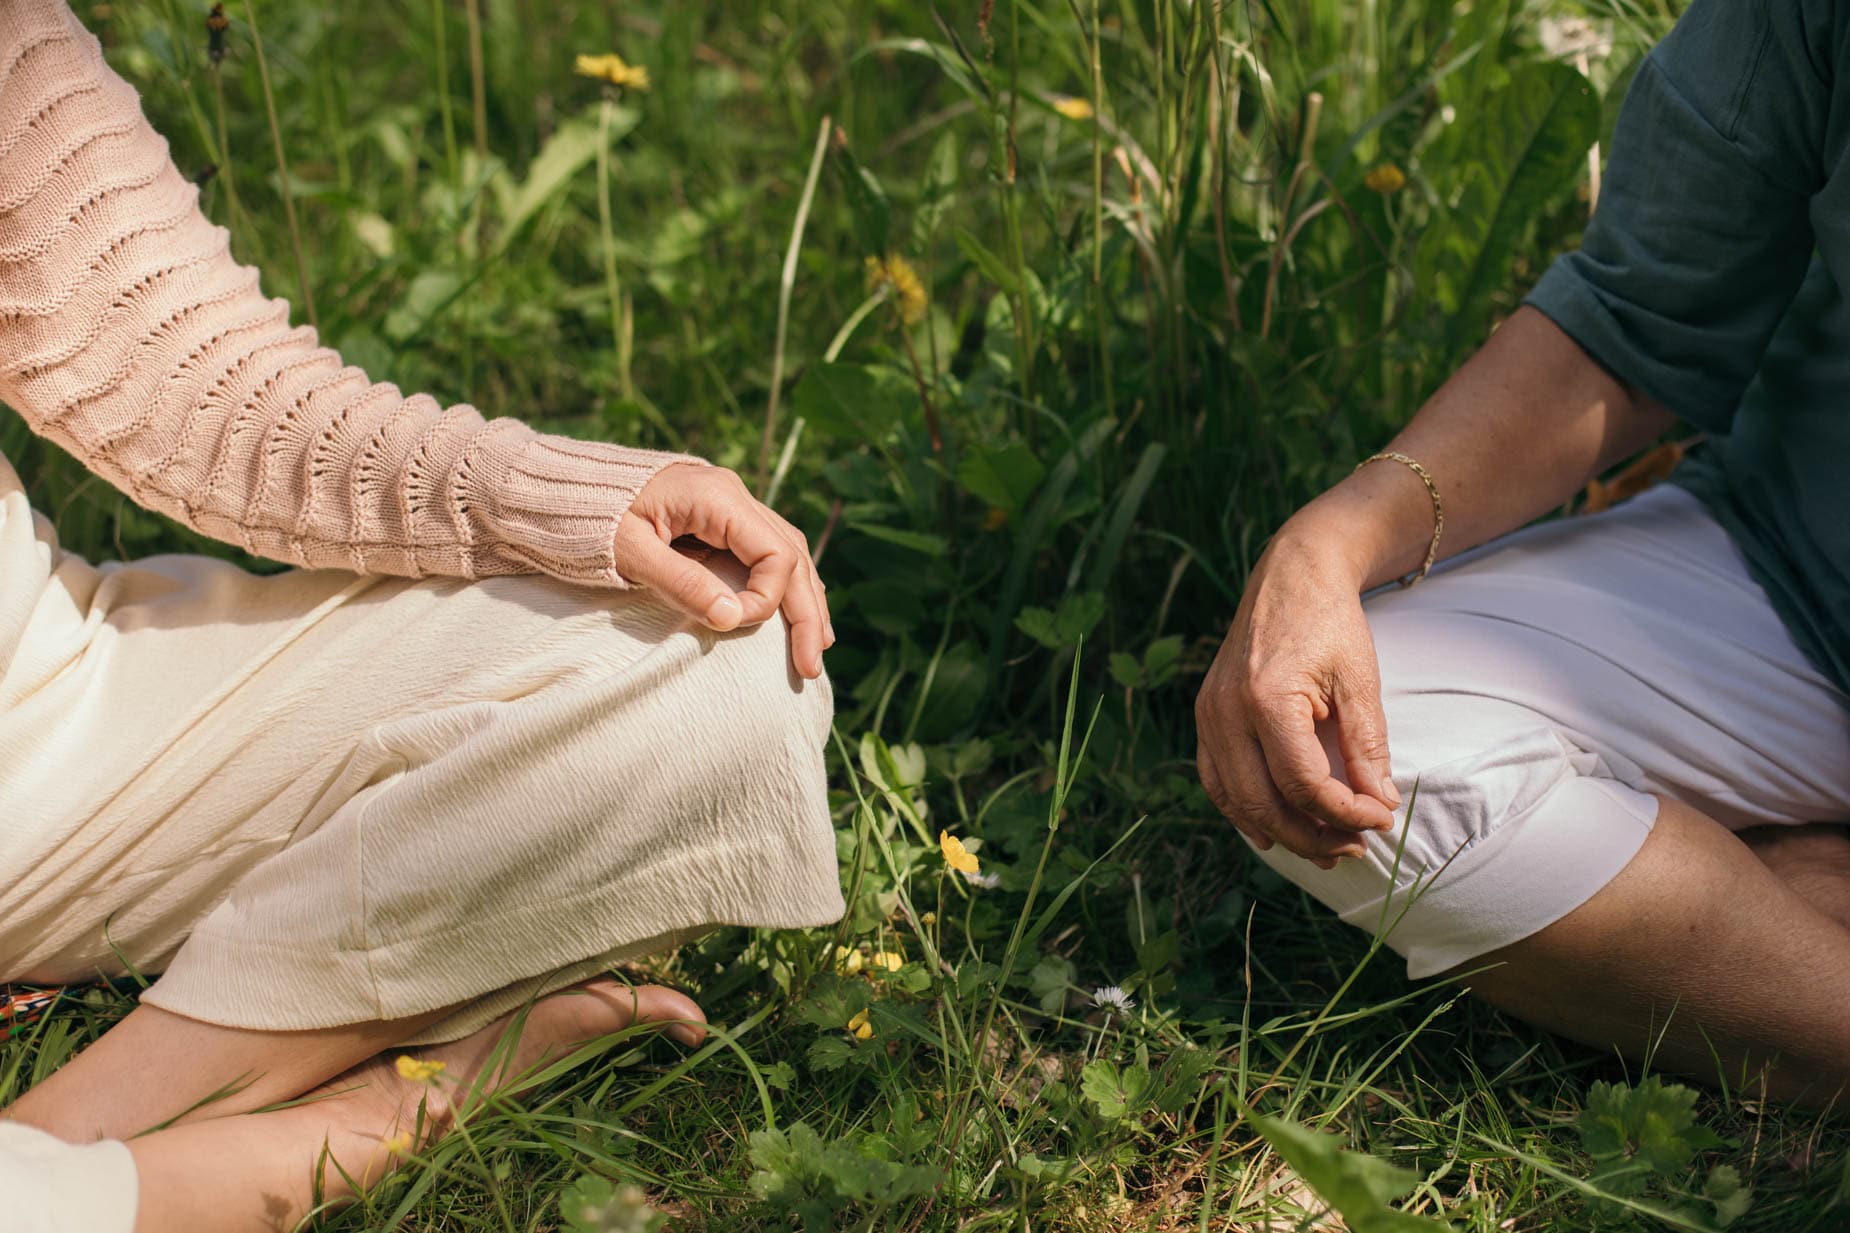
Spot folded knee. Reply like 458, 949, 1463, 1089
1256, 723, 1658, 980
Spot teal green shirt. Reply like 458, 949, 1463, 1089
1525, 0, 1850, 694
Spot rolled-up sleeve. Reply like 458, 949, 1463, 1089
1524, 0, 1831, 434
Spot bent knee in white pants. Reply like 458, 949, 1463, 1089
1248, 486, 1850, 979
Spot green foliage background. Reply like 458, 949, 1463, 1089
4, 0, 1847, 1229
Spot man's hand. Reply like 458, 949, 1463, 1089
1195, 524, 1400, 867
615, 463, 833, 679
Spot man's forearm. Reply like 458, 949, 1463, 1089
1288, 306, 1679, 589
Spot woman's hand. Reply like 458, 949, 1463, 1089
1194, 520, 1401, 867
615, 463, 833, 680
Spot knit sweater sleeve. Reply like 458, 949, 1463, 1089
0, 0, 696, 585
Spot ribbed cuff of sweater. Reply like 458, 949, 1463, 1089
465, 423, 703, 586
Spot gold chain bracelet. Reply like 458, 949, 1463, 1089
1353, 451, 1443, 587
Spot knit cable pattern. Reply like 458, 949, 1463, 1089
0, 0, 696, 584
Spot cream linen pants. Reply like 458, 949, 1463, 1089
0, 450, 843, 1030
1255, 483, 1850, 976
0, 447, 843, 1229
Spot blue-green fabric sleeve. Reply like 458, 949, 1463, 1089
1524, 0, 1832, 434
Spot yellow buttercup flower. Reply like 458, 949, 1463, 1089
575, 52, 651, 92
1051, 95, 1094, 121
869, 950, 905, 972
1363, 162, 1407, 194
939, 830, 980, 875
864, 254, 928, 325
381, 1130, 415, 1156
394, 1055, 447, 1084
847, 1009, 874, 1040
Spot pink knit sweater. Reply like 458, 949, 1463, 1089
0, 0, 693, 585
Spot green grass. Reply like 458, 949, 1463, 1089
3, 0, 1847, 1228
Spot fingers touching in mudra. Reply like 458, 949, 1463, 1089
1194, 535, 1402, 869
616, 463, 834, 680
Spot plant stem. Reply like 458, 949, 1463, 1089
208, 63, 242, 226
242, 0, 317, 332
463, 0, 488, 162
596, 96, 635, 403
756, 115, 833, 492
431, 0, 458, 182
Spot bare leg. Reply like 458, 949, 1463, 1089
126, 980, 702, 1233
1459, 798, 1850, 1107
1742, 822, 1850, 932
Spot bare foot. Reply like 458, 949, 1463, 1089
1742, 822, 1850, 932
310, 979, 707, 1185
126, 979, 706, 1232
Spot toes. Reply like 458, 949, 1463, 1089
593, 981, 707, 1048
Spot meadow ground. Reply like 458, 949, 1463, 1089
3, 0, 1847, 1229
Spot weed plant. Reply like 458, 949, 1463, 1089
3, 0, 1845, 1229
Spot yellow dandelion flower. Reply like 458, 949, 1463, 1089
920, 911, 938, 926
864, 254, 928, 325
1363, 162, 1407, 195
394, 1055, 447, 1084
870, 951, 905, 972
939, 830, 980, 875
381, 1130, 415, 1156
847, 1009, 874, 1040
574, 52, 650, 92
1051, 95, 1094, 122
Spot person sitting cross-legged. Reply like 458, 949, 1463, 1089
0, 2, 843, 1229
1195, 0, 1850, 1106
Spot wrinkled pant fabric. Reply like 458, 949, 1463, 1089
0, 448, 842, 1226
1254, 483, 1850, 977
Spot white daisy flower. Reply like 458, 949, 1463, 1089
1090, 985, 1135, 1016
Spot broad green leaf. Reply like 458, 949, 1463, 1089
911, 643, 990, 741
957, 442, 1045, 513
1251, 1114, 1453, 1232
1054, 592, 1107, 644
559, 1174, 662, 1233
1419, 60, 1599, 359
1026, 955, 1076, 1014
830, 137, 892, 258
860, 38, 988, 106
954, 227, 1024, 296
383, 269, 466, 342
1579, 1077, 1729, 1176
790, 362, 912, 441
1144, 635, 1184, 686
805, 1036, 859, 1072
858, 731, 925, 792
502, 112, 634, 241
1704, 1165, 1752, 1228
847, 523, 947, 557
846, 578, 925, 635
1014, 606, 1063, 649
1080, 1059, 1148, 1120
1014, 593, 1105, 651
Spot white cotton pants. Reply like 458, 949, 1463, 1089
1254, 483, 1850, 977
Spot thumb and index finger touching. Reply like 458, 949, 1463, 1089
1246, 657, 1403, 842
